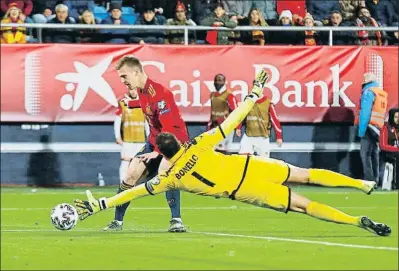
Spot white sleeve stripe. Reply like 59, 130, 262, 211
114, 116, 122, 140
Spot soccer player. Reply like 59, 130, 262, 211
239, 80, 283, 157
102, 55, 189, 232
208, 74, 241, 153
114, 88, 149, 183
76, 70, 391, 237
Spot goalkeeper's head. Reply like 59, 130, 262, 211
156, 133, 181, 159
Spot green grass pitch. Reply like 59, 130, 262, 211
1, 187, 398, 270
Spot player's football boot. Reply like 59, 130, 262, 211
74, 190, 105, 220
362, 181, 377, 195
102, 220, 123, 231
168, 219, 186, 233
359, 216, 391, 236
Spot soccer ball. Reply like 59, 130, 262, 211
50, 203, 78, 231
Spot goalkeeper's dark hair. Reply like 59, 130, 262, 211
156, 133, 181, 159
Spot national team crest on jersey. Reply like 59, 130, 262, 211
158, 100, 166, 110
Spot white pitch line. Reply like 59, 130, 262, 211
195, 231, 399, 251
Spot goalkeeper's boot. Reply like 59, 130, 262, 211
359, 216, 391, 236
74, 190, 106, 220
362, 181, 377, 195
168, 219, 186, 233
102, 220, 123, 231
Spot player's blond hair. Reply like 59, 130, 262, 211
115, 55, 143, 72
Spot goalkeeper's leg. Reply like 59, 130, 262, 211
289, 191, 391, 236
286, 165, 377, 194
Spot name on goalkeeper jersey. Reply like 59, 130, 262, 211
175, 155, 199, 180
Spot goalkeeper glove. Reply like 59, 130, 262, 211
74, 190, 107, 221
251, 69, 269, 98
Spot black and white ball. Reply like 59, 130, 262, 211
50, 203, 78, 230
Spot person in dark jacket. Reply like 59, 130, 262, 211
354, 6, 388, 46
306, 0, 340, 24
379, 108, 399, 190
100, 3, 130, 44
43, 4, 76, 43
240, 7, 269, 45
366, 0, 397, 26
321, 10, 355, 45
165, 1, 196, 44
272, 10, 299, 45
130, 5, 165, 44
76, 10, 99, 43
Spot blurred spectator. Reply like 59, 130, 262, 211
355, 73, 388, 184
194, 0, 217, 24
339, 0, 365, 22
76, 10, 98, 43
43, 4, 76, 43
227, 14, 241, 44
299, 13, 323, 45
201, 2, 237, 45
31, 1, 54, 23
1, 3, 26, 43
133, 0, 180, 21
322, 10, 355, 45
131, 5, 165, 44
253, 0, 278, 25
100, 3, 130, 44
1, 0, 32, 19
165, 1, 196, 44
272, 10, 298, 45
221, 0, 252, 19
389, 26, 399, 45
240, 7, 269, 45
355, 6, 388, 46
63, 0, 91, 21
379, 108, 398, 190
276, 0, 306, 18
365, 0, 397, 26
306, 0, 340, 25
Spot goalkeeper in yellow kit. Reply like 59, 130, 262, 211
75, 70, 391, 236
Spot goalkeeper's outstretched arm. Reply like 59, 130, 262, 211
74, 176, 171, 220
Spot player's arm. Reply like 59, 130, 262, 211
198, 70, 269, 147
114, 103, 123, 145
74, 174, 175, 220
227, 93, 242, 130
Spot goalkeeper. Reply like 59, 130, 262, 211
75, 70, 391, 237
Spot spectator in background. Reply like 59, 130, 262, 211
1, 0, 32, 21
165, 1, 196, 44
221, 0, 252, 19
240, 7, 269, 45
299, 13, 323, 45
355, 73, 388, 185
1, 3, 26, 44
339, 0, 365, 22
31, 1, 54, 23
201, 2, 237, 45
100, 3, 130, 44
379, 108, 399, 190
194, 0, 217, 24
253, 0, 277, 25
63, 0, 90, 21
131, 5, 165, 44
272, 10, 298, 45
76, 10, 98, 43
227, 14, 242, 44
43, 4, 76, 43
355, 6, 387, 46
306, 0, 340, 25
366, 0, 396, 26
322, 10, 355, 45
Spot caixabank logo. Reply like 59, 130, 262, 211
24, 53, 118, 116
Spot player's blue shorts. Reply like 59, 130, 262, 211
134, 142, 163, 182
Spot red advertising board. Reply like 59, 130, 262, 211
1, 44, 397, 122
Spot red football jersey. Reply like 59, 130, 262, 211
128, 78, 189, 152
